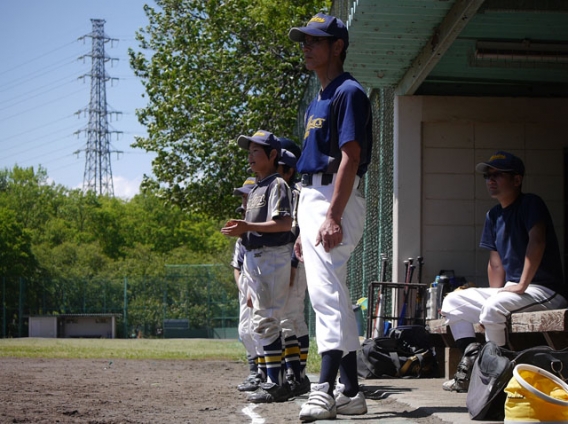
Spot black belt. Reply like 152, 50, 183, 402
301, 173, 334, 187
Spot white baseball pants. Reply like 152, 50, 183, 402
441, 282, 568, 346
237, 275, 257, 357
243, 244, 292, 347
298, 177, 365, 355
281, 261, 309, 339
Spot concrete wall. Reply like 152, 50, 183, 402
29, 316, 57, 338
393, 96, 568, 287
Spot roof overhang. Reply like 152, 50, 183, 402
344, 0, 568, 96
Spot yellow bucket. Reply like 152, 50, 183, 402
504, 363, 568, 423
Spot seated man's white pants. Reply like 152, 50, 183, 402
441, 282, 567, 346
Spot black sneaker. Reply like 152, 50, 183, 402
286, 374, 311, 397
237, 374, 262, 392
247, 382, 292, 403
442, 342, 482, 393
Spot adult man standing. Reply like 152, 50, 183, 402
441, 151, 568, 392
288, 13, 373, 421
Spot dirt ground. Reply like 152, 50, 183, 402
0, 358, 447, 423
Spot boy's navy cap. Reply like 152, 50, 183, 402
232, 176, 256, 196
288, 13, 349, 48
277, 137, 302, 159
278, 149, 297, 168
237, 130, 281, 156
476, 151, 525, 176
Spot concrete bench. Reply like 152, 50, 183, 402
426, 308, 568, 379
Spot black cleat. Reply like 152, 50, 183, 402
237, 374, 262, 392
247, 382, 292, 403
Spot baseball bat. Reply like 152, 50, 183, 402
398, 259, 414, 325
374, 254, 388, 337
414, 256, 424, 321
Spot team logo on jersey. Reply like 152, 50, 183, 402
304, 115, 325, 139
247, 193, 266, 209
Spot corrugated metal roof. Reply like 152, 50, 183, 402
342, 0, 568, 95
345, 0, 456, 87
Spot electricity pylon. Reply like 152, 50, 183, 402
74, 18, 123, 196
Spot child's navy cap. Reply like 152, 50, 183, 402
278, 149, 297, 168
237, 130, 281, 157
232, 176, 256, 196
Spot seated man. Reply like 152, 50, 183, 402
441, 151, 568, 392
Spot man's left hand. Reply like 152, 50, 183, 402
499, 284, 527, 295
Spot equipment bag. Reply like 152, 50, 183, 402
466, 341, 568, 421
357, 325, 438, 379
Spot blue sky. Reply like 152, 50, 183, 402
0, 1, 155, 199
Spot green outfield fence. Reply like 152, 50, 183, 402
0, 265, 240, 339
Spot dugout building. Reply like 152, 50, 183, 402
311, 0, 568, 300
28, 314, 119, 338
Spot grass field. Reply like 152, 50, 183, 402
0, 338, 321, 372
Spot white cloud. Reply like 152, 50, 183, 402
113, 175, 142, 200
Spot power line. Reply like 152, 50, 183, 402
0, 40, 77, 77
0, 89, 84, 123
2, 124, 77, 154
0, 75, 82, 112
0, 52, 84, 93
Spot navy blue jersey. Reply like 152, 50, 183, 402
297, 72, 372, 177
242, 173, 292, 250
480, 193, 565, 296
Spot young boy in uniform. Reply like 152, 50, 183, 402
231, 177, 265, 392
277, 147, 311, 396
221, 130, 294, 403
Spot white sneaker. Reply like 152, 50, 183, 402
334, 383, 368, 415
299, 382, 337, 422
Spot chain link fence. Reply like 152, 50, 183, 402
1, 265, 239, 339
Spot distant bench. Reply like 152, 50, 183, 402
426, 309, 568, 379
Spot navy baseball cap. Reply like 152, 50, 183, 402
288, 13, 349, 49
278, 149, 297, 168
277, 137, 302, 159
232, 176, 256, 196
237, 130, 281, 157
475, 151, 525, 176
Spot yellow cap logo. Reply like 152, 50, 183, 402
309, 16, 326, 24
489, 154, 507, 161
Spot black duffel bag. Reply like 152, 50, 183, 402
466, 341, 568, 420
357, 325, 438, 379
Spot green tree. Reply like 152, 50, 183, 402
0, 207, 35, 278
129, 0, 328, 219
0, 163, 239, 335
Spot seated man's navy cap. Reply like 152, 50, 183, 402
237, 130, 281, 158
475, 151, 525, 176
288, 13, 349, 49
232, 176, 256, 196
278, 149, 297, 169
